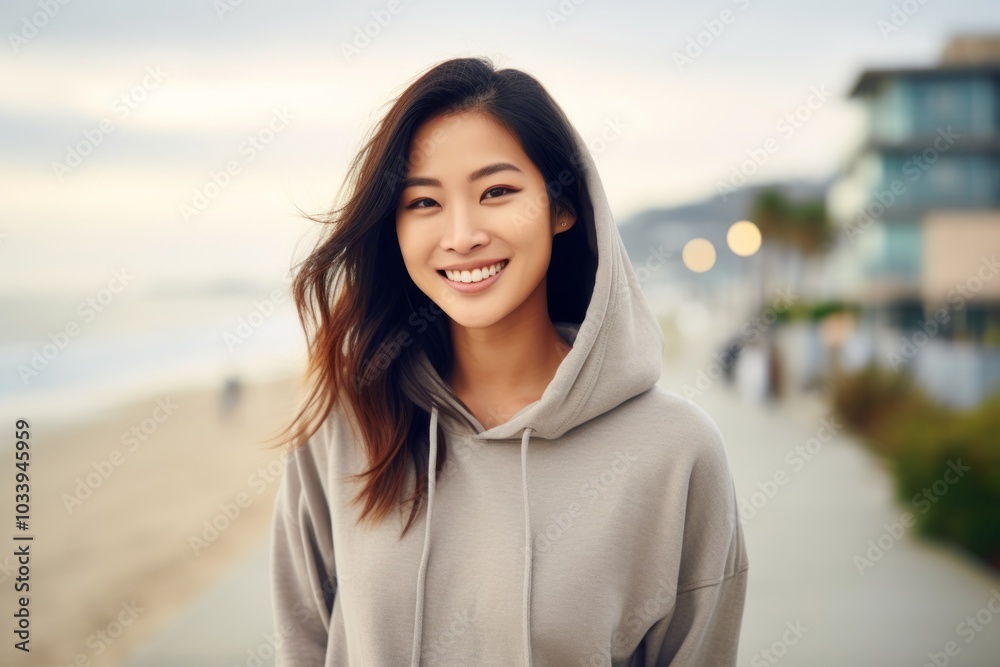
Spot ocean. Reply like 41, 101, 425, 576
0, 282, 308, 435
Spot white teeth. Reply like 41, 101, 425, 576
444, 260, 507, 284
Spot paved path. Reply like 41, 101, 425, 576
122, 544, 277, 667
659, 320, 1000, 667
125, 323, 1000, 667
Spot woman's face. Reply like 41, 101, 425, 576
395, 110, 575, 330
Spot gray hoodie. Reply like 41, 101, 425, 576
269, 118, 749, 666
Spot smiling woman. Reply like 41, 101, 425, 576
266, 55, 748, 666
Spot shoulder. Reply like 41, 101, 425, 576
630, 387, 747, 586
605, 385, 737, 528
645, 385, 725, 439
620, 385, 732, 477
280, 394, 356, 497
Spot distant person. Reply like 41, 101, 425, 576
765, 341, 784, 401
267, 56, 747, 666
720, 336, 744, 385
220, 374, 242, 415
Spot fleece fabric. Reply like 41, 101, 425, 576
269, 116, 749, 666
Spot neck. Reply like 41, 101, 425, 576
444, 286, 571, 419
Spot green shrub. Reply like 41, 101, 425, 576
900, 392, 1000, 569
830, 362, 940, 458
774, 300, 858, 324
832, 366, 1000, 570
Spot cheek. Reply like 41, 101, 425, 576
397, 225, 440, 289
505, 195, 551, 239
507, 212, 552, 253
395, 221, 423, 264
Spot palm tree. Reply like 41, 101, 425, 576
751, 187, 834, 299
752, 188, 833, 256
749, 188, 835, 400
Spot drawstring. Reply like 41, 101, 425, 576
410, 406, 439, 666
520, 425, 534, 667
411, 405, 534, 666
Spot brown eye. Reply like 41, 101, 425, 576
483, 186, 518, 200
406, 198, 437, 209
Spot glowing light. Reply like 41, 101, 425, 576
682, 238, 716, 273
727, 220, 762, 256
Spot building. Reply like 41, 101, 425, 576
826, 34, 1000, 407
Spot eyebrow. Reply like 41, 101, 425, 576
400, 162, 524, 190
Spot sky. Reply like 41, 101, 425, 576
2, 0, 999, 295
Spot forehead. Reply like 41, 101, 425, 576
405, 111, 530, 173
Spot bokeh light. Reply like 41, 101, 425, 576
682, 237, 717, 273
727, 220, 762, 256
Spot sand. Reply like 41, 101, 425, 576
3, 374, 308, 667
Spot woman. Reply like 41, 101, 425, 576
268, 56, 748, 666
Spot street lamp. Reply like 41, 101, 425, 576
682, 237, 716, 273
727, 219, 762, 257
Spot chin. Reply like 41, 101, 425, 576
440, 300, 513, 330
423, 274, 516, 328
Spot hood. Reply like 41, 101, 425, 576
408, 117, 665, 666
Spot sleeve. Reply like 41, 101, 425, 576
639, 527, 749, 666
639, 407, 750, 666
270, 438, 337, 666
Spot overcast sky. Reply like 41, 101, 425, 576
2, 0, 998, 294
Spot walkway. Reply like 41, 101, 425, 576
124, 326, 1000, 666
660, 322, 1000, 667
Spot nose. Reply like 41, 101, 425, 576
439, 201, 490, 254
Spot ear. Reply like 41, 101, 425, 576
553, 207, 577, 236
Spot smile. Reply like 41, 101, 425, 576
437, 259, 509, 294
439, 259, 509, 284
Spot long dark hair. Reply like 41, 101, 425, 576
266, 56, 597, 539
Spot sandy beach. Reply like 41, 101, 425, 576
4, 373, 307, 667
